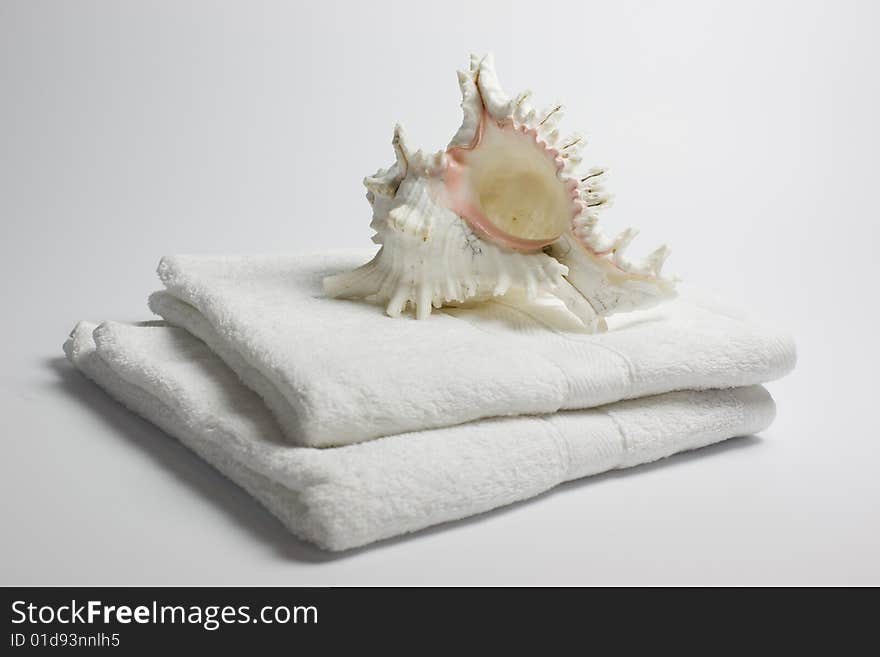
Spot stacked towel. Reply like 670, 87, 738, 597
64, 251, 795, 550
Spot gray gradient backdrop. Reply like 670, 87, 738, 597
2, 0, 878, 584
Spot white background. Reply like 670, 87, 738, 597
2, 0, 878, 584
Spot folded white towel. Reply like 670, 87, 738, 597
65, 320, 776, 551
149, 251, 795, 447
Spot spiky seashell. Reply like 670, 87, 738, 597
323, 54, 677, 330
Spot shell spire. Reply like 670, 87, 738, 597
324, 54, 678, 329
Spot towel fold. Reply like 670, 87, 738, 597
65, 320, 776, 551
149, 251, 796, 447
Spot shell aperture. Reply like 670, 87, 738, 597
444, 111, 580, 250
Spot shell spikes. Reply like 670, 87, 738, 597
323, 54, 678, 329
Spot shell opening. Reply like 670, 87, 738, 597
444, 113, 578, 252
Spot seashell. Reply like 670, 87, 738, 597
323, 54, 677, 330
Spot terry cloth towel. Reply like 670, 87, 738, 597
149, 251, 796, 447
65, 321, 776, 551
